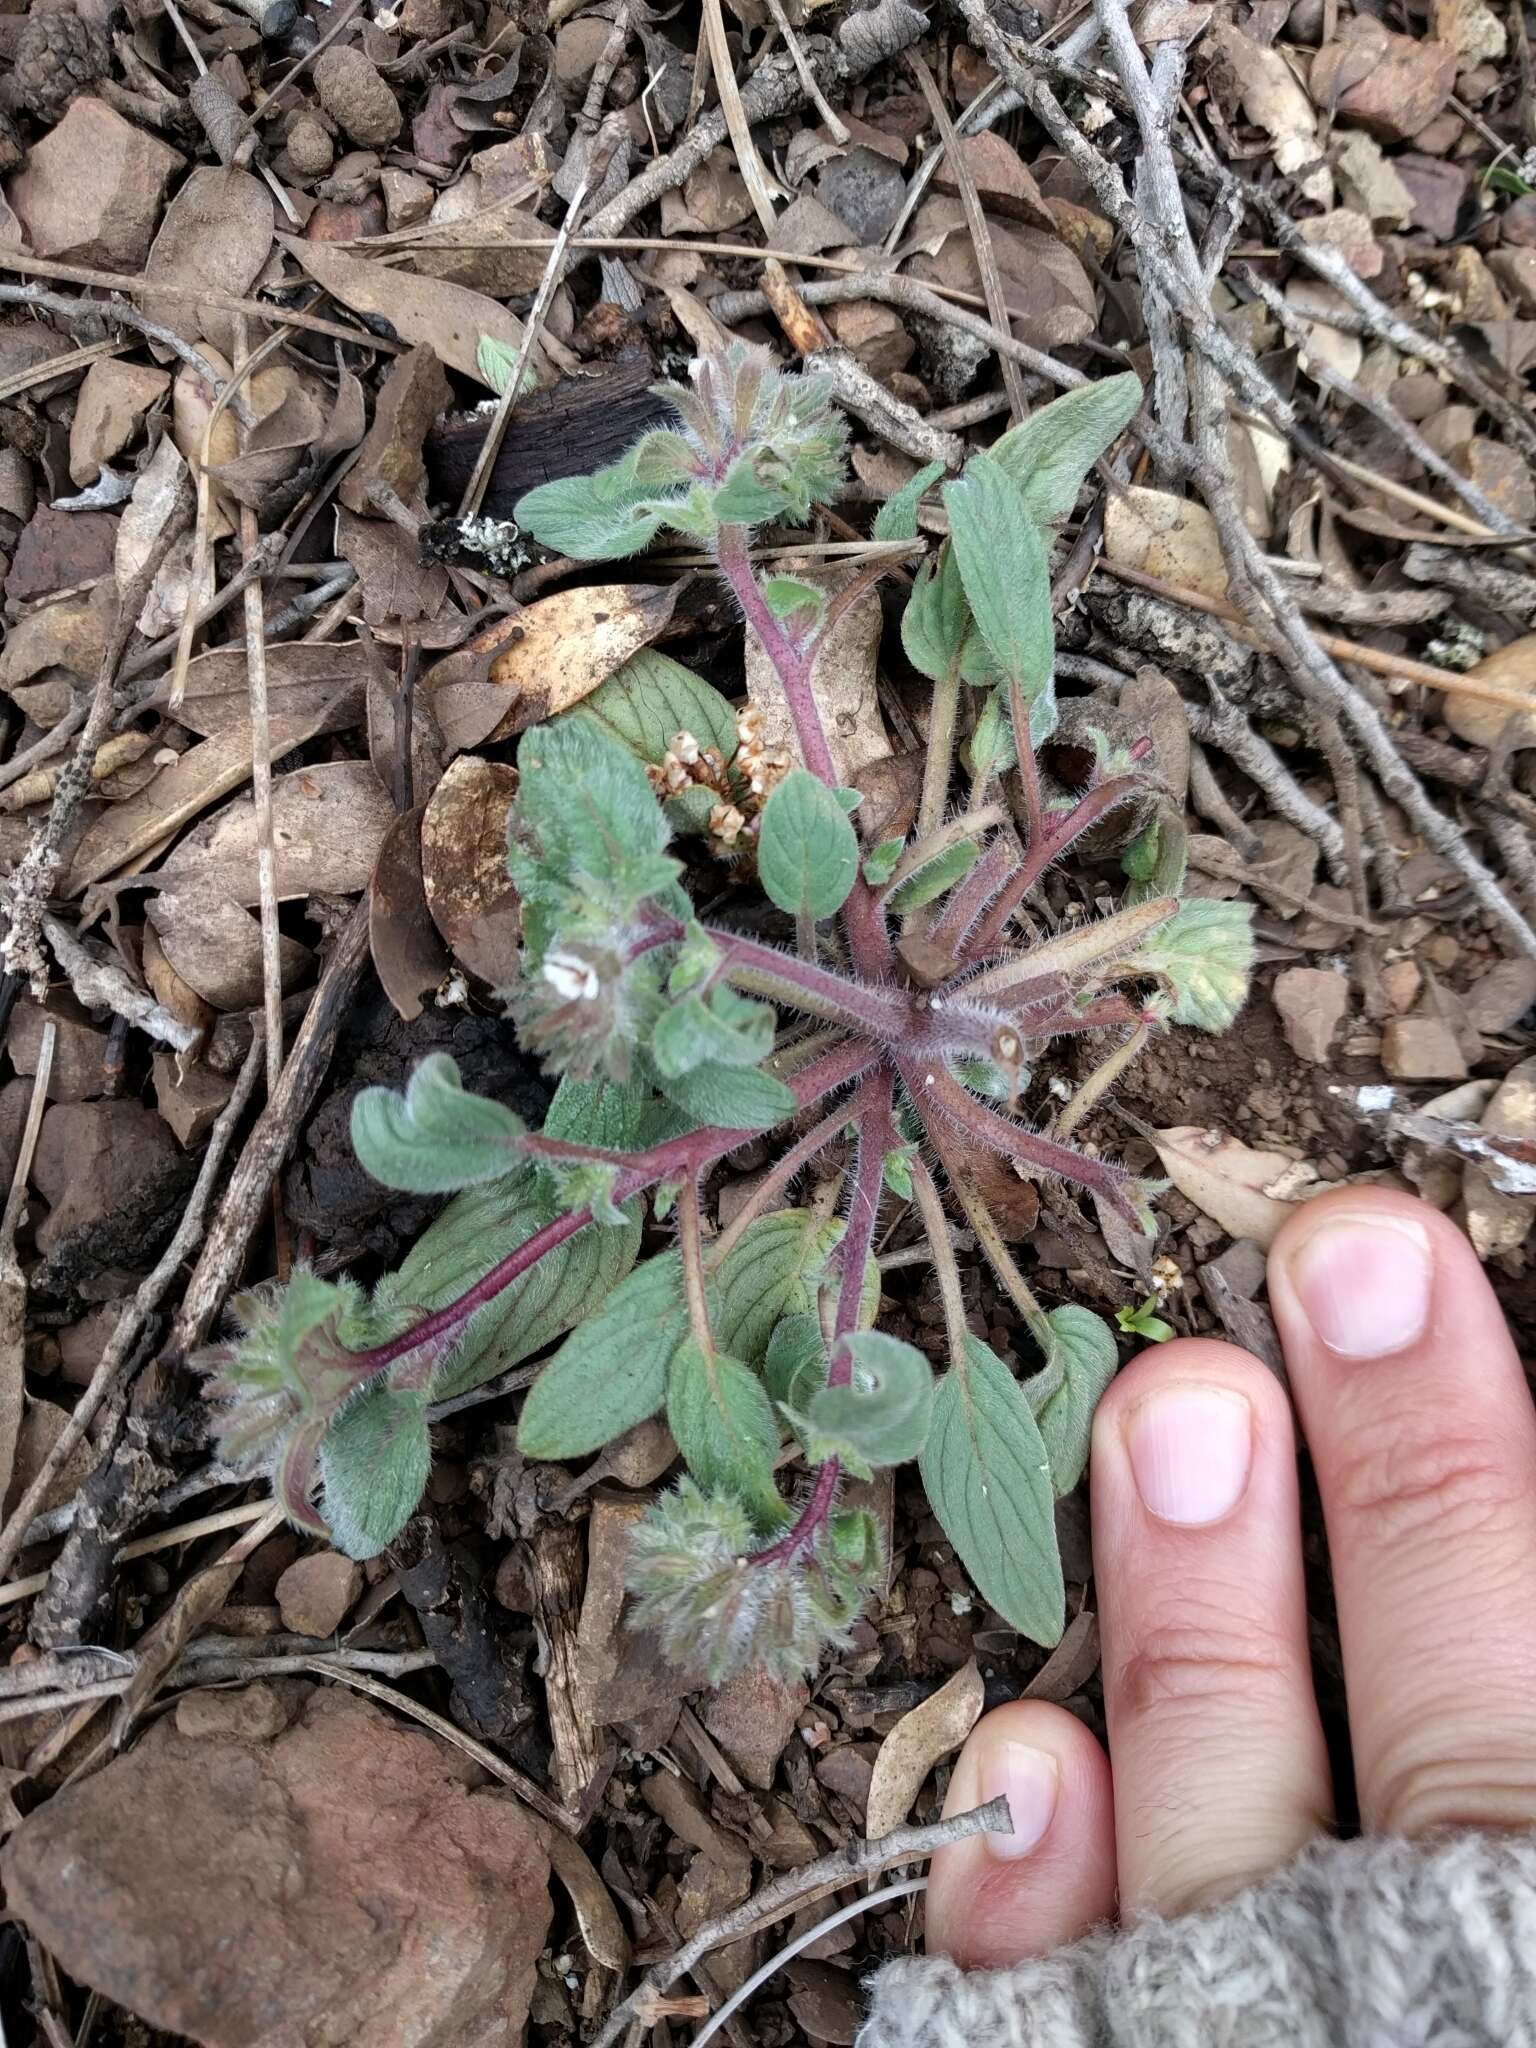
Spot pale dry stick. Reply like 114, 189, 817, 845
41, 915, 197, 1052
699, 0, 784, 235
584, 14, 927, 242
708, 270, 1088, 393
1183, 696, 1347, 867
0, 254, 401, 355
0, 337, 124, 404
906, 50, 1028, 421
458, 144, 613, 521
0, 1034, 265, 1588
235, 319, 285, 1111
1237, 266, 1524, 543
170, 322, 290, 712
162, 0, 297, 225
1098, 559, 1536, 715
1087, 0, 1536, 956
0, 283, 251, 421
0, 1501, 278, 1613
763, 0, 849, 139
693, 1880, 927, 2048
2, 468, 195, 988
885, 72, 1009, 253
1325, 447, 1530, 545
0, 1023, 55, 1510
1183, 153, 1536, 470
0, 1649, 440, 1726
169, 900, 371, 1356
590, 1798, 1011, 2048
0, 703, 84, 798
307, 1660, 576, 1832
0, 729, 154, 813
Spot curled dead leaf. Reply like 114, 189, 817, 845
369, 806, 450, 1022
864, 1658, 984, 1843
485, 583, 683, 740
1151, 1125, 1325, 1249
420, 755, 521, 985
538, 1824, 631, 1973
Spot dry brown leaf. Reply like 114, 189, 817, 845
173, 641, 371, 739
1443, 632, 1536, 749
909, 198, 1096, 351
1284, 280, 1365, 382
1103, 486, 1229, 602
1151, 1125, 1324, 1249
64, 710, 329, 891
539, 1826, 632, 1973
864, 1658, 984, 1842
482, 583, 682, 741
1210, 22, 1332, 206
745, 572, 889, 782
142, 167, 274, 356
283, 236, 560, 387
154, 761, 395, 905
147, 887, 313, 1010
369, 805, 450, 1022
420, 756, 522, 985
338, 345, 452, 519
337, 508, 449, 627
116, 437, 203, 638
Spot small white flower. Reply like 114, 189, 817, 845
543, 950, 602, 1002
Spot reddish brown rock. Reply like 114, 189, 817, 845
5, 97, 183, 268
1381, 1014, 1469, 1081
31, 1098, 185, 1262
1313, 22, 1457, 143
9, 993, 109, 1101
275, 1550, 362, 1637
1272, 966, 1350, 1063
698, 1667, 809, 1791
2, 1688, 553, 2047
7, 502, 117, 604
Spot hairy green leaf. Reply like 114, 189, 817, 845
514, 450, 675, 562
379, 1170, 641, 1400
763, 1312, 825, 1405
758, 769, 860, 921
1024, 1304, 1117, 1495
667, 1338, 782, 1523
518, 1254, 688, 1457
943, 456, 1054, 701
321, 1383, 430, 1560
872, 459, 946, 542
885, 839, 980, 913
714, 1209, 878, 1365
569, 649, 737, 764
351, 1053, 525, 1194
900, 544, 970, 686
762, 576, 827, 631
656, 1059, 798, 1133
784, 1331, 933, 1478
920, 1335, 1064, 1645
989, 372, 1143, 526
1122, 808, 1188, 904
651, 986, 777, 1079
862, 837, 904, 887
476, 335, 537, 398
1127, 898, 1255, 1031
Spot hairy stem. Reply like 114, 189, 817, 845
966, 774, 1143, 961
678, 1176, 715, 1354
1053, 1021, 1150, 1138
710, 925, 909, 1040
903, 1060, 1137, 1222
915, 653, 964, 845
706, 1100, 855, 1271
716, 523, 840, 788
831, 1073, 894, 1373
927, 1123, 1051, 1348
906, 1155, 969, 1363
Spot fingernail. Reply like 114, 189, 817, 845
978, 1741, 1059, 1860
1125, 1383, 1253, 1526
1286, 1212, 1432, 1359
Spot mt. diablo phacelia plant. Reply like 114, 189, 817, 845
206, 347, 1254, 1680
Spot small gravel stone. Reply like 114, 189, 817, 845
275, 1551, 362, 1638
175, 1683, 291, 1744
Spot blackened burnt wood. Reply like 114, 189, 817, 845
425, 349, 670, 520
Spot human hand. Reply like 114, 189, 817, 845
926, 1186, 1536, 1965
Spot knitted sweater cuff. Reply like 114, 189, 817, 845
857, 1829, 1536, 2048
